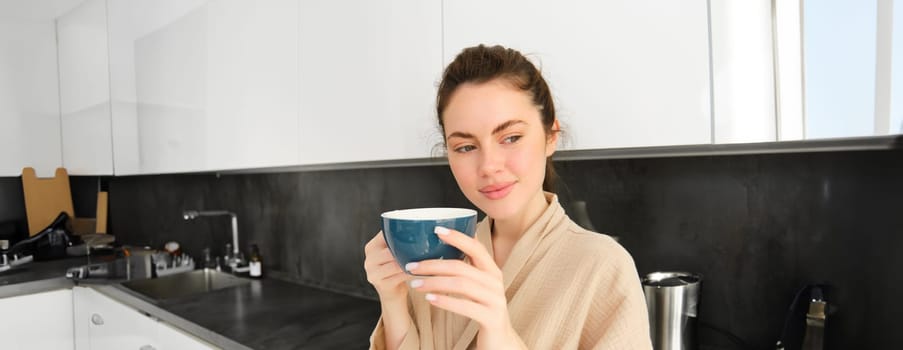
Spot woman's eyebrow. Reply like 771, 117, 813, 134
492, 119, 526, 135
446, 119, 526, 141
447, 131, 474, 140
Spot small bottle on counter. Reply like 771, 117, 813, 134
249, 244, 262, 278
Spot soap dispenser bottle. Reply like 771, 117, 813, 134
249, 244, 262, 278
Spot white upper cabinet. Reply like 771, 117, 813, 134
0, 2, 68, 177
297, 0, 443, 164
443, 0, 712, 150
107, 0, 207, 175
204, 0, 300, 171
108, 0, 299, 174
57, 0, 114, 175
710, 0, 777, 143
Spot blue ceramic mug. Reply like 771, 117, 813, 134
381, 208, 477, 272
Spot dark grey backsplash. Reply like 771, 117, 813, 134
0, 176, 99, 239
0, 177, 27, 241
2, 149, 900, 348
106, 166, 476, 299
0, 178, 26, 223
552, 151, 903, 349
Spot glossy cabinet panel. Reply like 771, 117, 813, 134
0, 15, 62, 177
108, 0, 299, 174
710, 0, 777, 143
204, 0, 300, 171
107, 0, 207, 174
297, 0, 443, 164
443, 0, 712, 150
57, 0, 114, 175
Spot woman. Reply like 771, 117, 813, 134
364, 45, 652, 349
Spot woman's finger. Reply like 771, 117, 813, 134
383, 270, 411, 286
433, 226, 500, 276
405, 259, 499, 291
365, 247, 397, 269
422, 292, 492, 326
370, 259, 405, 281
409, 275, 501, 307
364, 231, 388, 252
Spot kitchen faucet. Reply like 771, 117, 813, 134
182, 210, 243, 269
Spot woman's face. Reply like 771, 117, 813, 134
443, 79, 557, 221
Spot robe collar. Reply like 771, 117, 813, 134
454, 192, 569, 349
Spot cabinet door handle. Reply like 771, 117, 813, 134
139, 345, 156, 350
91, 313, 104, 325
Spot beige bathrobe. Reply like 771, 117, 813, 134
370, 193, 652, 350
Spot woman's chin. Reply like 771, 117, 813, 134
472, 198, 520, 222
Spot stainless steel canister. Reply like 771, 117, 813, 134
642, 272, 702, 350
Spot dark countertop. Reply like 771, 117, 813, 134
0, 256, 91, 286
145, 277, 380, 349
0, 256, 91, 297
0, 257, 381, 350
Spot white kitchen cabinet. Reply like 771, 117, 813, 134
106, 0, 207, 175
57, 0, 114, 175
107, 0, 299, 174
73, 287, 216, 350
0, 289, 74, 349
297, 0, 443, 164
0, 6, 64, 177
710, 0, 777, 143
443, 0, 712, 150
73, 286, 157, 350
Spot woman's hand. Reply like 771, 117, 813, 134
364, 231, 410, 303
405, 226, 527, 349
365, 232, 414, 350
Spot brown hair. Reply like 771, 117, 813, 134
436, 44, 560, 192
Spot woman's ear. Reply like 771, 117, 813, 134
545, 119, 560, 157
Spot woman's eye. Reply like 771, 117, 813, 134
454, 145, 476, 153
502, 135, 522, 144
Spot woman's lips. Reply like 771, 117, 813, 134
479, 181, 515, 200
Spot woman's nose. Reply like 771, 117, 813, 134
478, 146, 504, 175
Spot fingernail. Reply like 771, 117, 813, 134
405, 262, 419, 271
425, 293, 437, 302
434, 226, 450, 235
409, 279, 423, 288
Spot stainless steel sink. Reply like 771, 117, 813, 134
121, 268, 249, 301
